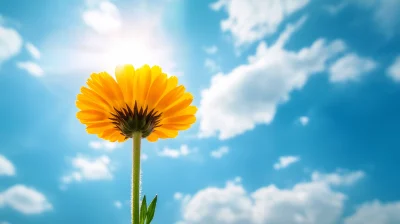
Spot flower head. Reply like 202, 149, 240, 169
76, 64, 196, 142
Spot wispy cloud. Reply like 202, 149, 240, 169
323, 2, 349, 15
312, 169, 365, 186
25, 42, 41, 59
0, 155, 15, 176
0, 185, 52, 215
16, 61, 44, 77
204, 45, 218, 54
273, 156, 300, 170
204, 58, 220, 72
210, 146, 229, 159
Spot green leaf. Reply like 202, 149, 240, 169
146, 195, 158, 224
140, 195, 147, 224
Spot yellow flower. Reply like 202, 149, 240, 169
76, 64, 197, 142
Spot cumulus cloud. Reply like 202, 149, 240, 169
89, 140, 119, 152
210, 146, 229, 159
345, 200, 400, 224
61, 155, 113, 185
16, 61, 44, 77
82, 1, 121, 34
25, 42, 41, 59
329, 53, 377, 83
0, 26, 22, 64
387, 56, 400, 82
177, 170, 364, 224
210, 0, 310, 46
0, 185, 52, 215
0, 155, 15, 176
158, 145, 191, 158
204, 45, 218, 54
273, 156, 300, 170
198, 17, 346, 140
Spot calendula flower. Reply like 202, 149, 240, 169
76, 64, 196, 224
76, 64, 196, 142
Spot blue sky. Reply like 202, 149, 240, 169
1, 0, 400, 223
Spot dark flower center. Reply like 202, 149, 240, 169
109, 101, 162, 139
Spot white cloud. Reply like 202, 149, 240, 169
0, 26, 22, 63
210, 0, 310, 46
16, 61, 44, 77
178, 170, 364, 224
210, 146, 229, 159
298, 116, 309, 126
198, 17, 346, 140
114, 200, 122, 209
82, 1, 121, 34
62, 155, 113, 184
345, 200, 400, 224
273, 156, 300, 170
311, 169, 365, 186
88, 140, 119, 152
205, 58, 221, 72
158, 145, 191, 158
387, 56, 400, 82
25, 42, 41, 59
0, 155, 15, 176
204, 45, 218, 54
0, 185, 52, 215
329, 53, 377, 83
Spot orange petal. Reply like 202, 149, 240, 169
146, 71, 167, 110
77, 110, 108, 122
146, 132, 159, 142
162, 115, 196, 125
162, 94, 193, 118
115, 64, 135, 106
86, 122, 114, 134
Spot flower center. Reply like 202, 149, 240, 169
109, 102, 162, 138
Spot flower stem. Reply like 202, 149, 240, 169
132, 132, 142, 224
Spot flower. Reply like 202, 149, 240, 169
76, 64, 197, 142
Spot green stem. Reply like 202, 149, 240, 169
132, 132, 142, 224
